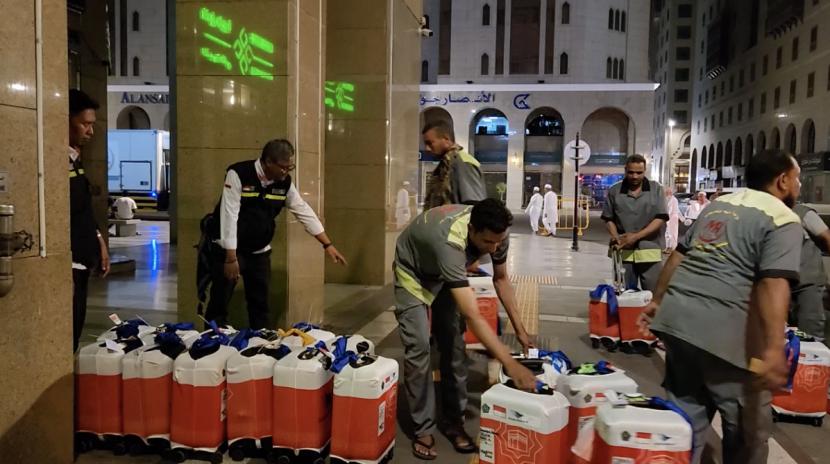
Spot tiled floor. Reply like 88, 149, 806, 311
76, 216, 829, 464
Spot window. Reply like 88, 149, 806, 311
760, 92, 767, 113
482, 5, 490, 25
748, 97, 754, 118
678, 4, 692, 18
698, 94, 702, 107
719, 111, 724, 127
705, 90, 709, 104
811, 27, 818, 51
711, 114, 715, 129
676, 47, 690, 61
762, 55, 768, 75
699, 68, 704, 81
808, 72, 815, 98
481, 53, 489, 75
619, 59, 625, 79
721, 81, 725, 95
792, 37, 799, 61
132, 11, 139, 31
697, 120, 701, 134
424, 15, 430, 28
621, 11, 626, 32
608, 9, 614, 29
614, 10, 620, 30
789, 79, 797, 104
700, 40, 705, 54
774, 86, 781, 109
421, 60, 428, 82
776, 47, 782, 69
606, 58, 612, 78
729, 75, 734, 92
675, 68, 689, 81
702, 12, 706, 26
560, 52, 568, 74
132, 56, 140, 76
704, 118, 708, 132
738, 103, 743, 121
750, 62, 756, 82
677, 26, 691, 39
561, 2, 570, 24
728, 107, 733, 124
675, 89, 689, 103
612, 58, 618, 79
674, 111, 688, 124
713, 86, 717, 99
739, 69, 745, 88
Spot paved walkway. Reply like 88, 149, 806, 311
78, 218, 828, 464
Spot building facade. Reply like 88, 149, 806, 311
106, 0, 169, 130
668, 0, 830, 197
650, 0, 697, 192
419, 0, 656, 210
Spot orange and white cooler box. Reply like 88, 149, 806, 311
592, 398, 692, 464
270, 345, 335, 461
76, 338, 145, 442
121, 336, 190, 450
479, 383, 571, 464
773, 339, 830, 423
554, 363, 638, 463
169, 340, 237, 453
330, 354, 399, 464
226, 343, 294, 459
617, 290, 655, 346
464, 275, 500, 347
588, 285, 621, 348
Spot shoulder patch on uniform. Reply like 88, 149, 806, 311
457, 150, 481, 168
717, 189, 800, 226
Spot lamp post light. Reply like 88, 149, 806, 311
667, 118, 676, 184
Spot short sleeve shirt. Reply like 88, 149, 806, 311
448, 149, 486, 205
394, 204, 509, 308
794, 204, 828, 286
601, 179, 669, 261
651, 189, 802, 369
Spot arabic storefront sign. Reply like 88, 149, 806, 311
120, 92, 169, 105
419, 92, 495, 106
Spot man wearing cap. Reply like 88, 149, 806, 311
542, 184, 558, 236
601, 154, 669, 291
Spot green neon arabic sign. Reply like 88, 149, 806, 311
325, 81, 355, 113
197, 7, 276, 80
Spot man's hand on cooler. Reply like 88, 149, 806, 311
505, 360, 538, 392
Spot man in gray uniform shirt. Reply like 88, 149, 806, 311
792, 203, 830, 342
394, 200, 536, 460
639, 150, 803, 464
602, 154, 669, 291
422, 120, 487, 208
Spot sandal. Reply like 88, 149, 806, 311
445, 427, 477, 454
412, 435, 437, 460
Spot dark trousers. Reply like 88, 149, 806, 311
204, 246, 272, 329
662, 334, 771, 464
73, 268, 90, 352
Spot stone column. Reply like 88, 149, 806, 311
0, 0, 73, 461
323, 0, 421, 285
175, 0, 327, 327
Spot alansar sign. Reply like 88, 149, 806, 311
120, 92, 170, 105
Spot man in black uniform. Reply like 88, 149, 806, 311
69, 89, 111, 351
205, 139, 347, 328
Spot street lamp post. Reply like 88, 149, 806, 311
667, 118, 676, 185
571, 132, 583, 252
